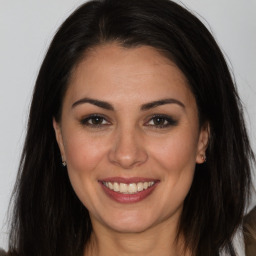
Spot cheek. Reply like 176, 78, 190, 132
62, 132, 107, 209
152, 132, 198, 211
63, 130, 106, 172
61, 133, 109, 209
149, 129, 199, 173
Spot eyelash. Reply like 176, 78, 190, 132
80, 114, 178, 129
145, 114, 178, 128
80, 114, 110, 127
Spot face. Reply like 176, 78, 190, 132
53, 44, 208, 234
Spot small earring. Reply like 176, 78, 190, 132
62, 161, 67, 167
201, 154, 206, 162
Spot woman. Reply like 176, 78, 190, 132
5, 0, 254, 255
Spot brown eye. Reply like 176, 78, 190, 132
152, 117, 168, 126
80, 115, 110, 127
89, 116, 104, 125
146, 115, 178, 128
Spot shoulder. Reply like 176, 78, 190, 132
243, 206, 256, 256
0, 249, 7, 256
244, 206, 256, 236
244, 206, 256, 224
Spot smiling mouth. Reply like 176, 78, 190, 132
102, 181, 156, 194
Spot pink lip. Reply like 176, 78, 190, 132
99, 177, 159, 204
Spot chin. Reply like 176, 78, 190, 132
107, 220, 153, 234
98, 210, 159, 233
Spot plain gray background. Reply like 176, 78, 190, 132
0, 0, 255, 253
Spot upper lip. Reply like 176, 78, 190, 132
99, 177, 159, 184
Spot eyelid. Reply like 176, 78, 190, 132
80, 113, 111, 127
144, 114, 178, 128
79, 113, 178, 129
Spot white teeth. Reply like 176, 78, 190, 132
108, 182, 113, 190
103, 181, 155, 194
113, 182, 119, 192
128, 183, 137, 193
120, 183, 128, 193
143, 182, 148, 189
137, 182, 144, 192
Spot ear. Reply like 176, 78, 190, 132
53, 118, 66, 162
196, 122, 210, 164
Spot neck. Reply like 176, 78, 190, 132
84, 216, 190, 256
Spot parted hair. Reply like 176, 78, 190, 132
8, 0, 254, 256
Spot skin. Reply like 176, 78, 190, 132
53, 43, 209, 256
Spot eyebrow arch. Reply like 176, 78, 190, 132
72, 97, 185, 111
141, 98, 185, 111
72, 98, 114, 110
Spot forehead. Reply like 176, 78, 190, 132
66, 43, 196, 109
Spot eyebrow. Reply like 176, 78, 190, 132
72, 97, 185, 111
72, 98, 114, 110
140, 98, 185, 110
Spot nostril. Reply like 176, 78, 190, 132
107, 131, 148, 168
108, 143, 148, 169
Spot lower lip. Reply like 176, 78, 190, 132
99, 182, 158, 203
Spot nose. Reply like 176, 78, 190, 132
108, 127, 148, 169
